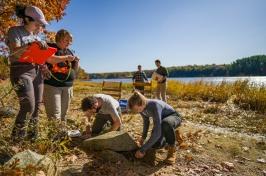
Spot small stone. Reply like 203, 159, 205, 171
4, 150, 56, 175
211, 169, 221, 173
221, 162, 235, 170
257, 158, 266, 163
262, 170, 266, 176
242, 146, 249, 152
214, 174, 223, 176
202, 164, 210, 170
214, 174, 222, 176
214, 164, 223, 170
0, 107, 16, 118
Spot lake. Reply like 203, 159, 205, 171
88, 76, 266, 86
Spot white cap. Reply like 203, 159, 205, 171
25, 6, 48, 25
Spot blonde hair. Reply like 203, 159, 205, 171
128, 91, 147, 109
55, 29, 72, 43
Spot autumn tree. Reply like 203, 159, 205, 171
0, 0, 70, 79
77, 67, 90, 80
0, 0, 70, 55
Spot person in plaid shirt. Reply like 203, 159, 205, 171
132, 65, 149, 93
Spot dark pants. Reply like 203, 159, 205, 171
10, 64, 43, 141
135, 86, 144, 92
135, 84, 145, 95
153, 112, 182, 148
91, 108, 121, 136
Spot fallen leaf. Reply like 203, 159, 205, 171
185, 154, 193, 163
215, 144, 223, 149
179, 143, 189, 150
36, 171, 46, 176
11, 146, 20, 154
66, 154, 78, 163
242, 146, 249, 152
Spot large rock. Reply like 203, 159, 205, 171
0, 106, 16, 118
98, 150, 130, 164
82, 131, 138, 152
4, 150, 56, 176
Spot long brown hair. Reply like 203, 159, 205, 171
128, 91, 147, 109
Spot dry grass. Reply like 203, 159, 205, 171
166, 80, 266, 114
0, 79, 265, 175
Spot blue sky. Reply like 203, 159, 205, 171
47, 0, 266, 73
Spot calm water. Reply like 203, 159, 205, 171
88, 76, 266, 86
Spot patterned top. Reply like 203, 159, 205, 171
6, 26, 42, 63
132, 71, 148, 82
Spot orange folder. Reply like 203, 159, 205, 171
19, 42, 57, 64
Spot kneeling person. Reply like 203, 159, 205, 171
81, 94, 122, 137
128, 91, 182, 164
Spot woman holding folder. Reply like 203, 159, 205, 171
5, 5, 75, 142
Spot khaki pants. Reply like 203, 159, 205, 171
156, 82, 167, 102
43, 84, 73, 121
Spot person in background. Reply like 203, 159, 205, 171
132, 65, 149, 94
43, 29, 79, 122
155, 59, 169, 102
128, 91, 183, 165
5, 5, 75, 142
81, 94, 122, 138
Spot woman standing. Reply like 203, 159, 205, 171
5, 5, 75, 142
43, 29, 79, 122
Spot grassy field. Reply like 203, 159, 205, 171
0, 80, 265, 175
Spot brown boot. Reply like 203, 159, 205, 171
164, 146, 176, 164
175, 129, 184, 145
142, 148, 157, 166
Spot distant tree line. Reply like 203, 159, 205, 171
89, 55, 266, 79
1, 55, 265, 80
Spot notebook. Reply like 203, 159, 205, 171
18, 42, 57, 64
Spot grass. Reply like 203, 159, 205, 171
0, 79, 265, 175
74, 79, 266, 114
166, 80, 266, 114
